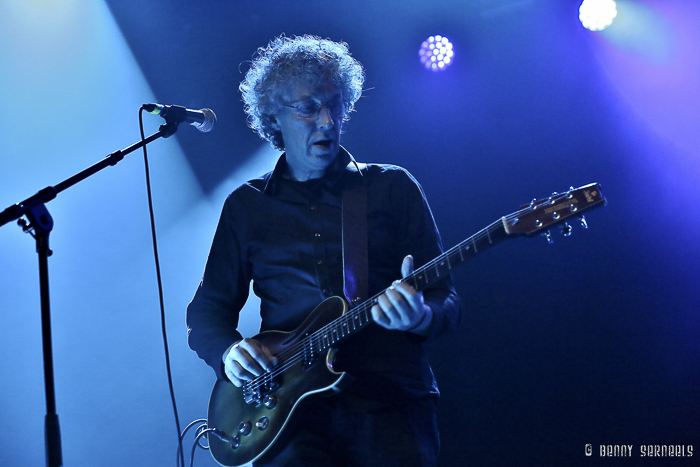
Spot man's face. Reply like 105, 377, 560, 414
272, 81, 345, 181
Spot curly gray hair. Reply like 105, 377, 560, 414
240, 35, 365, 150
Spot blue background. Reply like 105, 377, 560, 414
1, 0, 698, 465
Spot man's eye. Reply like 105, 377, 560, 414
298, 103, 320, 115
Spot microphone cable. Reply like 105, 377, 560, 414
138, 107, 185, 467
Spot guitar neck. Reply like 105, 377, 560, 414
405, 218, 509, 293
309, 182, 606, 354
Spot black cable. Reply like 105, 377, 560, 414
138, 107, 185, 467
178, 419, 208, 466
192, 428, 218, 467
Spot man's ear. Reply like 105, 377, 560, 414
269, 115, 281, 131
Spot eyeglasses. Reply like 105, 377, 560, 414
283, 99, 347, 119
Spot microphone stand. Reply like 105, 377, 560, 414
0, 118, 180, 467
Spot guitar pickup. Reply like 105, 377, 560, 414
302, 336, 321, 370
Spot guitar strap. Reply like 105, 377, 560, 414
342, 162, 368, 307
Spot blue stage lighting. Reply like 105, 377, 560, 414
579, 0, 618, 31
419, 35, 454, 72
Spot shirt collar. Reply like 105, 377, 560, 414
262, 146, 363, 195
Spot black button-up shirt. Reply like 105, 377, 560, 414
186, 148, 460, 401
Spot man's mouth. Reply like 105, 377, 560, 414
313, 139, 333, 149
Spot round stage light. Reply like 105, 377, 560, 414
579, 0, 618, 31
419, 35, 454, 72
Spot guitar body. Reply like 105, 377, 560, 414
207, 295, 350, 467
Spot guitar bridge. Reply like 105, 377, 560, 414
243, 376, 281, 406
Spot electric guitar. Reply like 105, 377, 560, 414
206, 183, 606, 466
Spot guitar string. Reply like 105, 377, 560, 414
245, 192, 581, 393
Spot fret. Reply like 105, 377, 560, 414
410, 274, 419, 290
486, 227, 492, 244
454, 248, 460, 263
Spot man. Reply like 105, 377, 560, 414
186, 35, 460, 466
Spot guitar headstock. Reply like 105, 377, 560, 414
503, 183, 606, 236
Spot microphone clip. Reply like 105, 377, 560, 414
143, 103, 216, 133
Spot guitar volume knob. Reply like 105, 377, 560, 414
263, 395, 277, 409
238, 421, 252, 436
256, 416, 269, 430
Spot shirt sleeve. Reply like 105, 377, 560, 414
186, 194, 250, 381
393, 168, 461, 340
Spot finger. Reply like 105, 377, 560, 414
224, 353, 261, 383
237, 339, 276, 372
261, 346, 278, 369
401, 254, 414, 278
227, 346, 267, 378
371, 303, 388, 327
224, 354, 255, 387
377, 290, 414, 329
224, 362, 246, 387
390, 282, 424, 314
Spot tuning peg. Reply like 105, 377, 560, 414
579, 215, 588, 229
562, 222, 573, 237
544, 230, 553, 244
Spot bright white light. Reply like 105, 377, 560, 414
579, 0, 618, 31
419, 35, 454, 72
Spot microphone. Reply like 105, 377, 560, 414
143, 103, 216, 132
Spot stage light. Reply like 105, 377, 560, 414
419, 35, 454, 72
579, 0, 618, 31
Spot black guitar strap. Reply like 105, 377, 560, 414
342, 162, 368, 307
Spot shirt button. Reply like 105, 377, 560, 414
310, 205, 316, 210
317, 260, 323, 265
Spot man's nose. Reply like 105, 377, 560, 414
316, 106, 335, 128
